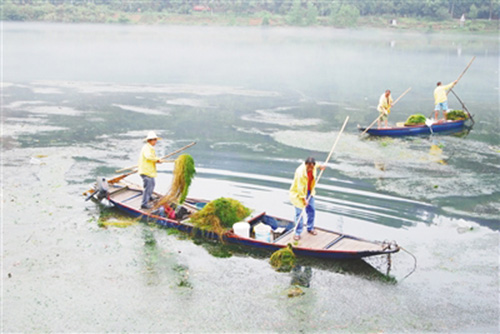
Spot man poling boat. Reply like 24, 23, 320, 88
377, 89, 393, 129
359, 87, 412, 136
138, 131, 167, 209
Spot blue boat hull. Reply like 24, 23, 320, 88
359, 120, 465, 137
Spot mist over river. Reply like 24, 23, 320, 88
2, 22, 499, 333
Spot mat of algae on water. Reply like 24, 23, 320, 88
2, 23, 499, 333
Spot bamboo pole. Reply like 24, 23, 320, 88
292, 116, 349, 238
115, 141, 196, 173
447, 56, 476, 95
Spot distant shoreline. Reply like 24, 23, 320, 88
2, 8, 498, 34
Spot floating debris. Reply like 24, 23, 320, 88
374, 161, 386, 171
287, 286, 304, 298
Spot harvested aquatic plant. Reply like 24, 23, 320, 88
446, 110, 468, 121
190, 197, 251, 238
154, 154, 195, 209
404, 114, 427, 126
270, 244, 296, 272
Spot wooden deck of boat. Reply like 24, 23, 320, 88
108, 183, 387, 253
274, 227, 385, 252
109, 185, 153, 211
274, 227, 339, 248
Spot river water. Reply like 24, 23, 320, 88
2, 22, 499, 333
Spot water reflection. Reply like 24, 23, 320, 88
290, 265, 313, 288
187, 235, 397, 283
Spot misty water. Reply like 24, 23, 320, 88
2, 22, 499, 333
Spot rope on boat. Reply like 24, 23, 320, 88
382, 240, 417, 281
399, 246, 417, 281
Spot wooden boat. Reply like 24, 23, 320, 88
358, 119, 465, 137
87, 178, 400, 260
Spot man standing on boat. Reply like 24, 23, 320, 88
434, 80, 457, 120
290, 157, 326, 241
377, 89, 393, 128
138, 131, 165, 209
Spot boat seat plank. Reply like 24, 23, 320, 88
110, 188, 142, 202
108, 185, 129, 196
327, 237, 384, 252
122, 195, 144, 211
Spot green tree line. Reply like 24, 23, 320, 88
2, 0, 499, 24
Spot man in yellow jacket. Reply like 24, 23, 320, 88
289, 157, 325, 241
138, 131, 165, 209
377, 89, 393, 128
434, 80, 457, 120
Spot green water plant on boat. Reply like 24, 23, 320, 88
446, 110, 468, 121
154, 154, 196, 209
404, 114, 427, 126
270, 244, 296, 272
190, 197, 252, 239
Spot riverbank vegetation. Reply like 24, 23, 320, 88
1, 0, 499, 32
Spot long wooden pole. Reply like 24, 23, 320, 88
359, 87, 412, 136
293, 116, 349, 237
115, 141, 196, 173
449, 88, 474, 124
447, 56, 476, 96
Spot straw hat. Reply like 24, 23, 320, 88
144, 131, 161, 142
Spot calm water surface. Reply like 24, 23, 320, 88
2, 22, 499, 333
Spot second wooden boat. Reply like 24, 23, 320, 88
358, 119, 466, 137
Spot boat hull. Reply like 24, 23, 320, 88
107, 191, 399, 260
358, 119, 465, 137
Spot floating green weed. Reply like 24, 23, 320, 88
270, 244, 296, 272
97, 207, 138, 228
203, 242, 233, 258
172, 264, 192, 288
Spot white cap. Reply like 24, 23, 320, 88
144, 131, 161, 142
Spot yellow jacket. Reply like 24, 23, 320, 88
138, 143, 160, 178
377, 93, 393, 113
289, 163, 317, 209
434, 82, 455, 104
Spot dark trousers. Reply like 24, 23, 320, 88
140, 174, 155, 207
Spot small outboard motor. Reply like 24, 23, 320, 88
86, 177, 109, 201
95, 177, 109, 200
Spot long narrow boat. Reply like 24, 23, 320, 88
358, 119, 465, 137
87, 179, 400, 260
